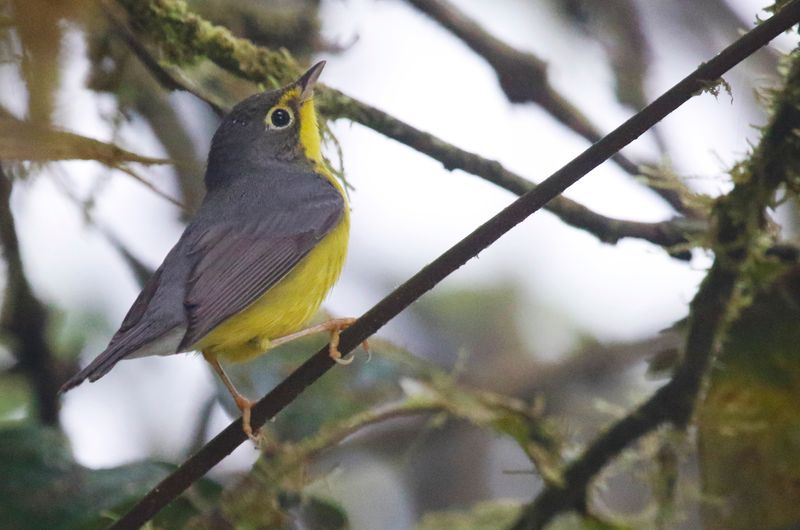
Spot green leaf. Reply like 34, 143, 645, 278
0, 373, 30, 421
0, 424, 221, 530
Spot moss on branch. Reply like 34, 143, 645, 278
115, 0, 701, 252
117, 0, 301, 87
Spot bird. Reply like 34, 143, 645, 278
60, 61, 356, 438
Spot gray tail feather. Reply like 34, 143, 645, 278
59, 325, 183, 394
59, 348, 124, 394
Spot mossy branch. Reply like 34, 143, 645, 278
193, 365, 561, 527
112, 0, 702, 254
509, 31, 800, 530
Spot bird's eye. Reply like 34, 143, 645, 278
267, 107, 293, 129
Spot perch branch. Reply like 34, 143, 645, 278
108, 3, 800, 528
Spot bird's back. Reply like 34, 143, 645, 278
60, 162, 347, 391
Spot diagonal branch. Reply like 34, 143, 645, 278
403, 0, 694, 216
510, 20, 800, 530
320, 93, 701, 251
111, 0, 701, 253
108, 3, 800, 528
510, 257, 739, 529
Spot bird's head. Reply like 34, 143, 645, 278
205, 61, 326, 189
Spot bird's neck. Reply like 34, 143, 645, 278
298, 98, 346, 199
298, 98, 323, 167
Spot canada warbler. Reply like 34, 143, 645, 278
61, 61, 355, 437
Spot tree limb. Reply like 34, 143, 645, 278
107, 3, 800, 528
111, 0, 702, 253
404, 0, 694, 216
510, 19, 800, 530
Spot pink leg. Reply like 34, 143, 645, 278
270, 317, 367, 365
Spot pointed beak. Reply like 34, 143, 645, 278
297, 60, 326, 101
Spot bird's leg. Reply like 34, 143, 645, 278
270, 317, 367, 365
203, 352, 258, 441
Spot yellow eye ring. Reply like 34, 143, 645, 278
266, 106, 294, 129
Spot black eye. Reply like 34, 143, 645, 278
270, 108, 292, 128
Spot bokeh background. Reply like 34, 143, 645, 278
1, 0, 798, 529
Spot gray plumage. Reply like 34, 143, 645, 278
61, 78, 344, 393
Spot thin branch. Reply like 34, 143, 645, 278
404, 0, 694, 216
108, 4, 800, 528
0, 163, 61, 424
114, 163, 187, 210
50, 172, 154, 286
509, 262, 739, 529
112, 0, 701, 253
102, 1, 227, 117
510, 25, 800, 530
320, 92, 702, 251
0, 114, 171, 165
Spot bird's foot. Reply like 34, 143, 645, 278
234, 395, 259, 443
325, 318, 368, 365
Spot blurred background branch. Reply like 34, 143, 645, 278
110, 3, 800, 527
513, 23, 800, 529
2, 0, 800, 529
404, 0, 696, 217
0, 164, 63, 425
110, 0, 705, 254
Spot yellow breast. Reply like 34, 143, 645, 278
195, 88, 349, 363
196, 207, 349, 363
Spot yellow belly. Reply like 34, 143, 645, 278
194, 213, 349, 363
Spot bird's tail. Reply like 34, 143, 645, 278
59, 350, 122, 393
59, 325, 185, 394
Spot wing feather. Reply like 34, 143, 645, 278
179, 189, 343, 349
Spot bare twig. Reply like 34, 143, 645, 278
50, 173, 155, 286
404, 0, 694, 216
114, 164, 187, 210
0, 163, 62, 424
108, 3, 800, 528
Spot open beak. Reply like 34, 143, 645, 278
297, 61, 326, 101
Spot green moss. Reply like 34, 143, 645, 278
118, 0, 301, 88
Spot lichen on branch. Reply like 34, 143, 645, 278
115, 0, 301, 87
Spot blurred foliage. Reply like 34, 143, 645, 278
202, 311, 562, 528
415, 501, 635, 530
697, 265, 800, 530
0, 424, 221, 530
1, 0, 800, 529
0, 371, 29, 419
188, 0, 321, 59
0, 114, 169, 166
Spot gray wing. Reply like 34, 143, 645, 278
178, 184, 344, 350
60, 171, 344, 393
